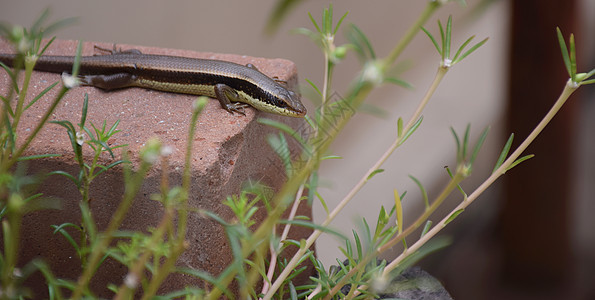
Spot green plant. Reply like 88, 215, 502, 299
50, 93, 127, 267
228, 2, 592, 299
0, 2, 593, 299
0, 10, 76, 298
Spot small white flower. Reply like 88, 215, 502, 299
362, 61, 384, 86
143, 151, 159, 164
61, 72, 80, 89
124, 273, 139, 289
141, 138, 162, 164
76, 131, 85, 146
370, 272, 389, 293
12, 268, 22, 278
442, 58, 453, 68
161, 145, 173, 157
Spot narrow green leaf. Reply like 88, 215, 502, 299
1, 94, 12, 119
258, 118, 309, 150
80, 202, 96, 242
401, 237, 408, 250
397, 117, 404, 138
493, 133, 514, 173
106, 120, 121, 137
445, 209, 464, 225
334, 11, 349, 35
82, 125, 94, 141
0, 60, 19, 96
347, 23, 375, 60
38, 36, 57, 57
505, 154, 534, 172
323, 5, 331, 35
570, 33, 577, 79
266, 133, 292, 176
17, 153, 60, 161
421, 26, 441, 55
394, 189, 403, 235
462, 124, 471, 160
342, 239, 353, 260
455, 37, 488, 63
384, 77, 413, 89
80, 93, 88, 128
409, 175, 429, 209
581, 79, 595, 85
315, 190, 329, 214
469, 126, 490, 166
308, 12, 321, 34
51, 223, 81, 253
279, 219, 348, 240
48, 170, 80, 187
41, 16, 78, 37
305, 78, 322, 97
292, 27, 320, 44
264, 0, 304, 35
358, 102, 388, 117
31, 8, 50, 34
92, 160, 128, 177
97, 139, 115, 158
556, 27, 572, 77
420, 220, 432, 238
375, 206, 389, 237
289, 282, 298, 300
21, 195, 61, 214
452, 35, 475, 63
50, 120, 75, 132
307, 170, 318, 205
353, 230, 364, 259
321, 155, 342, 160
71, 40, 83, 77
309, 171, 319, 206
445, 16, 452, 59
25, 81, 59, 110
367, 169, 384, 181
438, 19, 445, 60
450, 127, 462, 163
444, 166, 466, 197
398, 116, 423, 146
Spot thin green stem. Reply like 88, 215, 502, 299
209, 4, 442, 298
143, 99, 205, 299
384, 2, 441, 66
115, 207, 173, 300
11, 55, 37, 131
320, 50, 331, 119
1, 194, 25, 295
71, 156, 153, 299
330, 169, 466, 299
178, 98, 205, 241
363, 81, 579, 292
0, 67, 20, 161
3, 86, 68, 172
261, 184, 305, 295
141, 237, 188, 300
264, 66, 448, 300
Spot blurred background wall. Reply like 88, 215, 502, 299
0, 0, 593, 298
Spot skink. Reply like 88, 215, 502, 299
0, 48, 306, 117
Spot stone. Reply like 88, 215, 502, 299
0, 39, 312, 297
